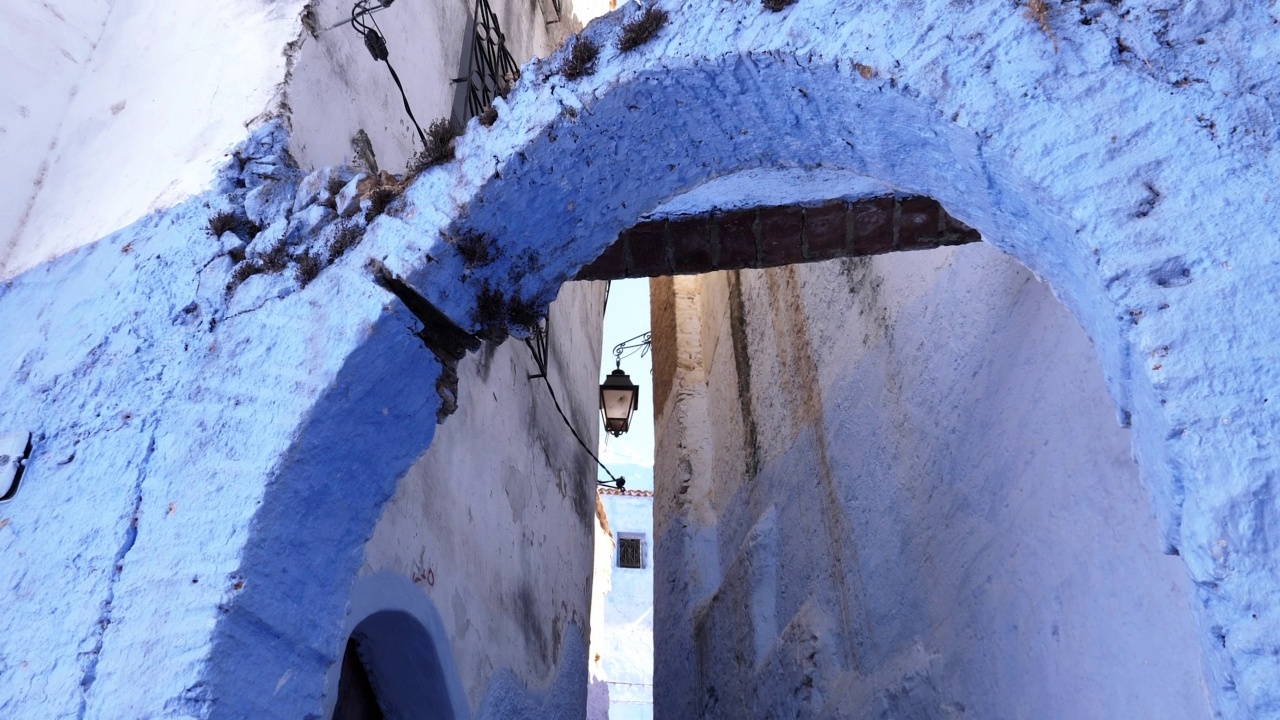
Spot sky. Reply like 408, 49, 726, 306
597, 278, 655, 492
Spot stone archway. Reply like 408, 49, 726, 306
211, 2, 1280, 717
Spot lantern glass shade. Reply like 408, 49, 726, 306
599, 368, 639, 437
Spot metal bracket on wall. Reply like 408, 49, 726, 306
369, 260, 481, 421
0, 431, 33, 503
526, 317, 550, 380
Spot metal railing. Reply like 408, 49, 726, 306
455, 0, 521, 124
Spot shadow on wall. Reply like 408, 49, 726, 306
202, 309, 448, 720
585, 677, 610, 720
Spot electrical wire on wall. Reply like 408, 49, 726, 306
348, 0, 430, 150
525, 319, 626, 490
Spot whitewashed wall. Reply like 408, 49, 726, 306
383, 1, 1280, 709
3, 0, 1280, 716
288, 0, 575, 175
0, 0, 113, 274
0, 0, 607, 717
0, 129, 607, 720
649, 247, 1214, 718
587, 489, 654, 720
0, 0, 305, 278
0, 0, 577, 277
350, 278, 606, 718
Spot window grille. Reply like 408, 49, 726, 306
453, 0, 521, 126
619, 537, 644, 569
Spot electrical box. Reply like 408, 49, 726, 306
0, 432, 32, 503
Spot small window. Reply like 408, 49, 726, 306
618, 536, 644, 569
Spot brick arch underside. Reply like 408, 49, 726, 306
212, 11, 1280, 717
430, 59, 1121, 435
573, 194, 981, 281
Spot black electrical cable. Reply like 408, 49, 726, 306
382, 61, 429, 149
351, 0, 429, 150
525, 333, 625, 489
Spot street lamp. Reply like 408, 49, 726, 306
599, 367, 639, 437
599, 331, 649, 437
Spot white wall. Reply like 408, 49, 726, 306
588, 490, 654, 720
0, 1, 611, 716
651, 244, 1213, 718
0, 0, 591, 276
357, 279, 606, 717
0, 0, 114, 273
0, 134, 607, 719
0, 0, 307, 278
287, 0, 572, 175
5, 0, 1279, 715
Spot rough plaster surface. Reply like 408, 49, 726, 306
651, 249, 1215, 717
0, 0, 573, 275
0, 0, 1278, 716
0, 124, 599, 718
287, 0, 569, 175
0, 157, 425, 717
365, 2, 1280, 713
359, 275, 604, 716
0, 0, 309, 278
0, 0, 602, 714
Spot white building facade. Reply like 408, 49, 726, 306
588, 487, 655, 720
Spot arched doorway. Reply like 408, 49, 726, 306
331, 610, 458, 720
